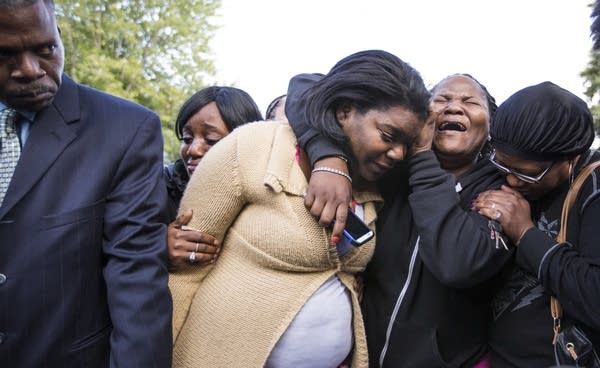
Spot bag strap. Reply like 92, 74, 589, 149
551, 160, 600, 344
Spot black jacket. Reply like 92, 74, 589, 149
286, 74, 511, 367
489, 149, 600, 367
361, 152, 509, 368
163, 158, 189, 222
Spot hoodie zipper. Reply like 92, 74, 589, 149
378, 236, 420, 367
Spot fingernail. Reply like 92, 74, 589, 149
331, 236, 340, 245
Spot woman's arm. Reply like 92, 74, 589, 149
517, 180, 600, 330
286, 73, 352, 241
286, 73, 345, 164
169, 130, 246, 341
409, 152, 513, 287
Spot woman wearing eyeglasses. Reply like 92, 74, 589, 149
473, 81, 600, 367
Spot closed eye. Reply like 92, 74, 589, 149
205, 138, 221, 146
464, 99, 481, 106
379, 129, 394, 143
0, 47, 16, 59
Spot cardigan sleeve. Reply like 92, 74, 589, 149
169, 130, 247, 341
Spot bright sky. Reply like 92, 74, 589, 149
207, 1, 595, 117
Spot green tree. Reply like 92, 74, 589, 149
581, 50, 600, 132
55, 0, 221, 160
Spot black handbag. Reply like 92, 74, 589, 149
553, 322, 600, 367
551, 161, 600, 368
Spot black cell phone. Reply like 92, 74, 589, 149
343, 209, 374, 247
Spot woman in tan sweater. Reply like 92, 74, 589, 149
169, 50, 430, 368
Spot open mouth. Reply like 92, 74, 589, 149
437, 121, 467, 132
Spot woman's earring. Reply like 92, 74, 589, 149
569, 160, 574, 185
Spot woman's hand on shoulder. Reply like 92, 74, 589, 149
167, 209, 221, 270
305, 157, 352, 244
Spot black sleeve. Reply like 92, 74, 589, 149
408, 150, 513, 288
285, 73, 347, 165
517, 173, 600, 330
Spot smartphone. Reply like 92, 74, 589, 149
343, 209, 374, 247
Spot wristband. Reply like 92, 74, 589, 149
329, 154, 348, 163
311, 166, 352, 184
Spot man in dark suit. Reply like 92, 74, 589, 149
0, 1, 172, 367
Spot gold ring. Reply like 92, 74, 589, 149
195, 242, 200, 253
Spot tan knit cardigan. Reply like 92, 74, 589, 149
169, 121, 382, 368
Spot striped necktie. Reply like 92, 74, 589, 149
0, 108, 20, 205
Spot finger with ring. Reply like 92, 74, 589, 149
494, 210, 502, 220
491, 202, 496, 209
195, 242, 200, 253
189, 251, 196, 263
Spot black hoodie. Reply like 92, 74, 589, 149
362, 151, 509, 368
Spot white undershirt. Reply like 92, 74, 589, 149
265, 275, 353, 368
265, 205, 365, 367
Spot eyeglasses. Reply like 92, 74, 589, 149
488, 151, 554, 184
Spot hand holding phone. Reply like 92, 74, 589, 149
343, 209, 374, 247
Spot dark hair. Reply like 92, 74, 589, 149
301, 50, 430, 155
175, 86, 263, 140
491, 81, 595, 161
431, 73, 497, 158
265, 94, 286, 120
592, 1, 600, 50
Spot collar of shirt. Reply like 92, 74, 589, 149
0, 102, 37, 146
0, 101, 36, 123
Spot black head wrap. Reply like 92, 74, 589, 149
490, 81, 594, 161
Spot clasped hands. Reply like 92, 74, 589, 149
472, 185, 535, 246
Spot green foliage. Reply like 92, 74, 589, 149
581, 50, 600, 133
55, 0, 221, 160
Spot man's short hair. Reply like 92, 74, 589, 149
0, 0, 54, 10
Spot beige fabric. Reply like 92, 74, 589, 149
169, 121, 382, 368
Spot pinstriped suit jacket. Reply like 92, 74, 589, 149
0, 75, 172, 368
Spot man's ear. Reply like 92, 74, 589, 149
335, 104, 352, 126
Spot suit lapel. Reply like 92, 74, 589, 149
0, 76, 80, 219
